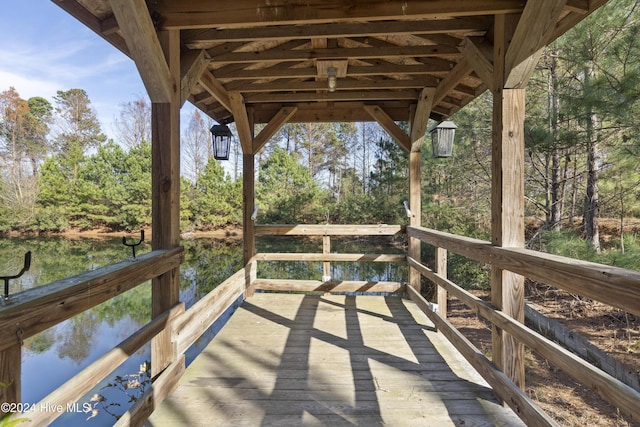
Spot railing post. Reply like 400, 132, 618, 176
243, 153, 256, 297
0, 343, 20, 414
322, 235, 331, 282
435, 247, 448, 318
408, 151, 422, 292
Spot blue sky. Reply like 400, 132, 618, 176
0, 1, 197, 143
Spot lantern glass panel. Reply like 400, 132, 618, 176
430, 121, 456, 158
213, 135, 230, 160
210, 124, 232, 160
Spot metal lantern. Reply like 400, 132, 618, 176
430, 120, 457, 158
210, 123, 233, 160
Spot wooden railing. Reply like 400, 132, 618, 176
253, 224, 406, 294
407, 225, 640, 425
6, 224, 639, 426
0, 247, 252, 426
0, 248, 183, 424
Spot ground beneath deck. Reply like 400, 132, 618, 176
145, 293, 524, 426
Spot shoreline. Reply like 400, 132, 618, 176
1, 225, 244, 240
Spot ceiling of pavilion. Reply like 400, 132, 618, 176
53, 0, 606, 127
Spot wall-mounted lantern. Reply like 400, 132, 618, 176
210, 123, 233, 160
429, 120, 457, 158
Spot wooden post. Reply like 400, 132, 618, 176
151, 30, 181, 377
0, 343, 20, 413
322, 235, 331, 281
435, 247, 448, 318
408, 151, 422, 292
491, 87, 526, 390
243, 153, 256, 296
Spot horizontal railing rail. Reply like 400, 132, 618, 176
0, 247, 184, 351
252, 224, 407, 294
408, 226, 640, 316
254, 224, 404, 236
407, 225, 640, 423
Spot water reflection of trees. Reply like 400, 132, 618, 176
56, 311, 99, 362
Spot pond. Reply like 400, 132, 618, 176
0, 234, 407, 426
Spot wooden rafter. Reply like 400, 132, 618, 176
54, 0, 612, 125
210, 45, 461, 65
183, 18, 490, 46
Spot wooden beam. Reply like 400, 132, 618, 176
183, 18, 489, 45
180, 49, 208, 106
364, 105, 411, 152
410, 88, 435, 151
157, 1, 526, 30
246, 90, 419, 104
253, 107, 298, 153
199, 70, 232, 113
504, 0, 568, 88
215, 63, 453, 81
110, 0, 172, 103
228, 77, 437, 93
229, 91, 254, 154
460, 36, 494, 89
210, 45, 461, 65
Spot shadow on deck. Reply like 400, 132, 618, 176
145, 293, 524, 426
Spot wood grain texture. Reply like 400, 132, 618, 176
0, 248, 183, 351
408, 256, 640, 422
146, 293, 525, 426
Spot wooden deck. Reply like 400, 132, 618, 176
145, 293, 525, 426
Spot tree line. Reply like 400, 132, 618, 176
1, 0, 640, 256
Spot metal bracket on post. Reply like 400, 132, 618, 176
123, 230, 145, 259
1, 251, 32, 301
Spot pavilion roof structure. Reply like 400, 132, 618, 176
54, 1, 606, 139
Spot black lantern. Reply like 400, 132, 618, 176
210, 123, 233, 160
429, 120, 457, 158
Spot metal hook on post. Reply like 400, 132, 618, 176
122, 230, 145, 259
2, 251, 32, 301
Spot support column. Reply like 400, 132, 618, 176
243, 154, 256, 296
151, 30, 181, 376
491, 88, 526, 389
408, 151, 421, 291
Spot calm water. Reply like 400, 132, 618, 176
0, 235, 406, 426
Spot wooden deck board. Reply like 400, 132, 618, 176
146, 294, 525, 426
